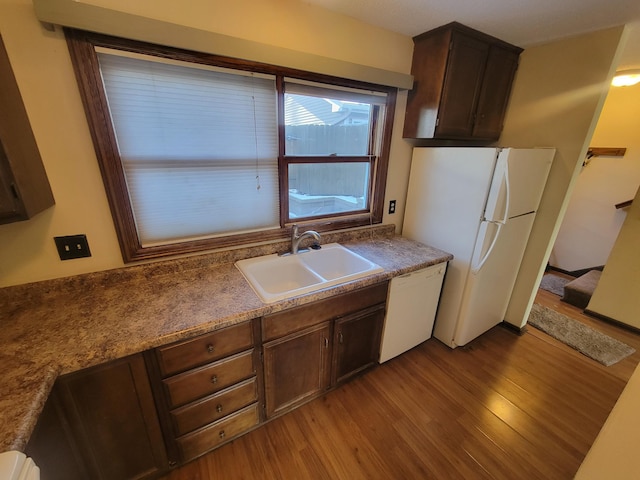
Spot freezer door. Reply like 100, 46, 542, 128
499, 148, 555, 218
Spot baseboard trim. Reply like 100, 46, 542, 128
584, 309, 640, 335
501, 321, 527, 336
546, 264, 605, 278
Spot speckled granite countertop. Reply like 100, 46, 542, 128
0, 227, 452, 452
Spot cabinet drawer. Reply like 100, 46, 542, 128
157, 321, 253, 376
163, 350, 255, 408
170, 377, 258, 436
263, 281, 388, 341
177, 403, 259, 461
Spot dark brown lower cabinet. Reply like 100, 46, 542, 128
26, 388, 89, 480
262, 282, 388, 419
145, 319, 262, 465
28, 353, 169, 480
263, 321, 332, 418
25, 282, 388, 479
332, 305, 385, 385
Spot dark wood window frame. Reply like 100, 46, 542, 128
65, 28, 396, 262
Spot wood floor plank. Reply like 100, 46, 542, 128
457, 409, 560, 480
454, 332, 618, 449
160, 289, 640, 480
413, 339, 585, 477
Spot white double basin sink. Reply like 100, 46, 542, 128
236, 243, 384, 303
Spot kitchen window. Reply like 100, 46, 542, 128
283, 80, 388, 222
65, 29, 396, 262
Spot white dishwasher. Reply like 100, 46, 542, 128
379, 262, 446, 363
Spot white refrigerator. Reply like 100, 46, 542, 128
402, 147, 555, 348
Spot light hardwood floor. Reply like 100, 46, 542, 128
160, 286, 640, 479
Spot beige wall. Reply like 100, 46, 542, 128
0, 0, 413, 287
79, 0, 412, 75
0, 0, 630, 309
585, 73, 640, 327
587, 184, 640, 327
550, 84, 640, 272
499, 25, 627, 328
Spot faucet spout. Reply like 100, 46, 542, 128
291, 224, 321, 254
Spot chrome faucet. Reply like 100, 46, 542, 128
291, 224, 321, 254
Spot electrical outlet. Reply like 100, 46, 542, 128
388, 200, 396, 214
54, 235, 92, 260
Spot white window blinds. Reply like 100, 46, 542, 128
97, 49, 279, 246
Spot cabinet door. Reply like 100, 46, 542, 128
263, 322, 332, 418
0, 141, 23, 221
332, 305, 385, 385
0, 35, 54, 223
26, 388, 90, 480
435, 31, 488, 139
57, 354, 169, 480
472, 45, 520, 140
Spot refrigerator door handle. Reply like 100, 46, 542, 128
484, 154, 512, 223
471, 220, 503, 274
473, 157, 510, 274
502, 158, 511, 223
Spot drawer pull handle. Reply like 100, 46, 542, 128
211, 375, 218, 384
207, 344, 215, 354
219, 430, 225, 439
338, 332, 344, 344
216, 404, 223, 413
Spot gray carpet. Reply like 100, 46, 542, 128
528, 303, 635, 366
539, 273, 570, 296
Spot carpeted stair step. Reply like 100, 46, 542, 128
562, 270, 601, 309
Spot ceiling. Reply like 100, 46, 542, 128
303, 0, 640, 69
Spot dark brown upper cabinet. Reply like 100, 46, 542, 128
403, 22, 522, 142
0, 35, 54, 224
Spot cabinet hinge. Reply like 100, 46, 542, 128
260, 350, 264, 363
449, 40, 453, 51
435, 118, 440, 127
10, 183, 19, 199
